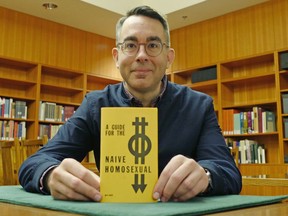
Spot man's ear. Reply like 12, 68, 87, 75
166, 48, 175, 69
112, 48, 119, 68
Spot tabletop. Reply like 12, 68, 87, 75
1, 201, 288, 216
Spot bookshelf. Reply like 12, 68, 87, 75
173, 65, 219, 112
0, 56, 121, 140
40, 66, 85, 105
171, 49, 288, 176
0, 58, 39, 139
279, 50, 288, 163
86, 74, 121, 93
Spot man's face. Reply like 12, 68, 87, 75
112, 15, 174, 95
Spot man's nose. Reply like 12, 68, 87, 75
136, 44, 149, 60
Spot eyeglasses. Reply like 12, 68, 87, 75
117, 40, 169, 57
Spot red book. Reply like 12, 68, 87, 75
64, 106, 75, 121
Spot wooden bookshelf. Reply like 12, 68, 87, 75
0, 56, 120, 140
171, 49, 288, 182
173, 65, 219, 112
278, 50, 288, 163
86, 73, 121, 93
0, 58, 39, 139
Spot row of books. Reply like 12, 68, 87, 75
226, 138, 266, 164
0, 97, 27, 119
191, 66, 217, 83
38, 124, 62, 139
222, 107, 276, 135
0, 120, 26, 140
39, 101, 75, 122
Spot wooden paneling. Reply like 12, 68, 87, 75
39, 22, 87, 71
0, 7, 42, 62
241, 184, 288, 196
240, 164, 288, 196
272, 0, 288, 49
170, 0, 287, 71
0, 6, 117, 77
85, 32, 120, 78
240, 164, 288, 176
0, 0, 287, 77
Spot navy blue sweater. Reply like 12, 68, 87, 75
19, 80, 242, 195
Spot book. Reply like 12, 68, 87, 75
239, 140, 247, 164
0, 97, 5, 117
63, 106, 75, 121
222, 109, 240, 135
282, 93, 288, 113
280, 51, 288, 70
258, 107, 263, 133
242, 112, 248, 134
247, 111, 253, 133
284, 118, 288, 138
252, 142, 259, 163
265, 111, 276, 132
4, 98, 13, 118
252, 107, 259, 133
244, 139, 258, 164
15, 100, 27, 119
237, 139, 267, 164
191, 66, 217, 83
257, 145, 266, 164
100, 107, 158, 203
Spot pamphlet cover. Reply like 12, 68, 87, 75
100, 107, 158, 203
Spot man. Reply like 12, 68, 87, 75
19, 5, 242, 202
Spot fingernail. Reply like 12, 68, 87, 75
95, 194, 102, 202
153, 192, 160, 200
161, 196, 167, 202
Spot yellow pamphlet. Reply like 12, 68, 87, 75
100, 107, 158, 203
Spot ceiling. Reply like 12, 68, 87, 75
0, 0, 269, 39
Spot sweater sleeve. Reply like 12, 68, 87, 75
196, 97, 242, 195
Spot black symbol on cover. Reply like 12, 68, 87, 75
128, 117, 151, 193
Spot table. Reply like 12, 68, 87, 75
1, 202, 77, 216
0, 186, 287, 216
1, 201, 287, 216
211, 202, 288, 216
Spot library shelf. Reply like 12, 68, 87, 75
171, 49, 288, 176
0, 56, 120, 140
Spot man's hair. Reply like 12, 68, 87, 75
115, 5, 170, 45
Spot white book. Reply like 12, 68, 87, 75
261, 147, 266, 164
262, 111, 267, 133
257, 146, 262, 164
239, 140, 247, 164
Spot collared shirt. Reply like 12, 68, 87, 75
123, 75, 167, 107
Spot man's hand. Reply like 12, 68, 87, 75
153, 155, 209, 202
46, 158, 101, 201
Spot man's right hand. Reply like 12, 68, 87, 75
46, 158, 101, 202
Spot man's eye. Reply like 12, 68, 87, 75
148, 42, 160, 49
125, 42, 137, 49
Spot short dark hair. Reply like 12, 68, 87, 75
115, 5, 170, 45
